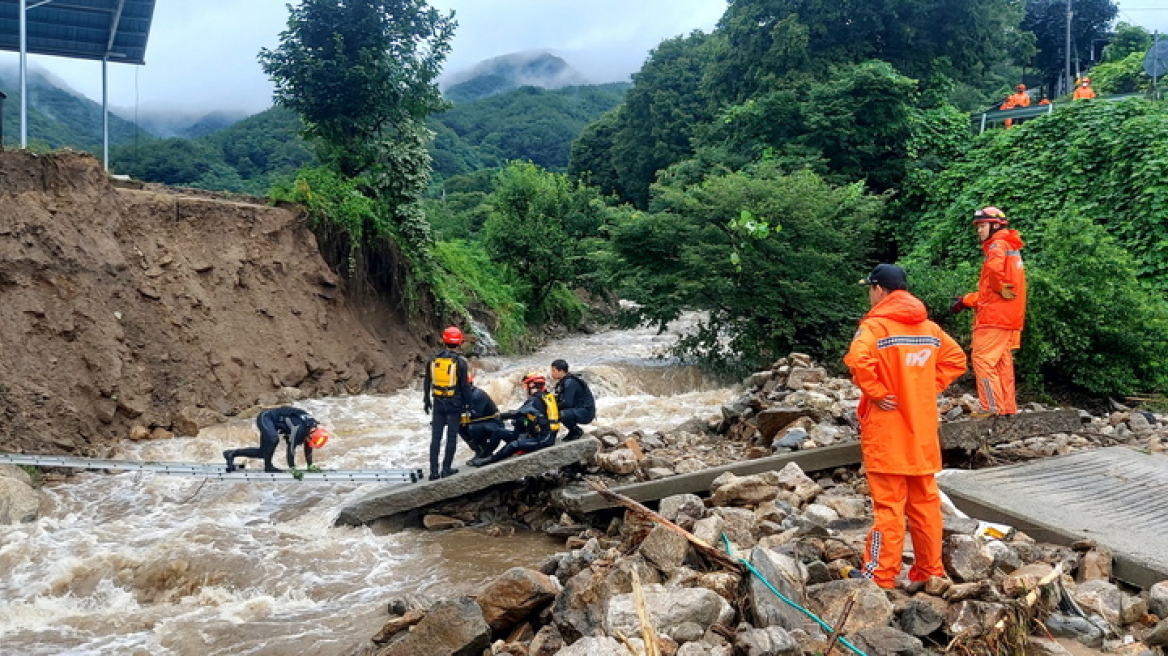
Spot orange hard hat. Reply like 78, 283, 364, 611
442, 326, 463, 346
307, 426, 330, 449
521, 371, 546, 389
467, 373, 476, 385
972, 206, 1008, 225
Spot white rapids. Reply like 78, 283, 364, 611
0, 316, 739, 656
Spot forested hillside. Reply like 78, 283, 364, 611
0, 71, 147, 151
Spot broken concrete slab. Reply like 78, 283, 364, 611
939, 447, 1168, 589
939, 409, 1081, 451
334, 438, 600, 527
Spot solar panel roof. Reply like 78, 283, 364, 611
0, 0, 155, 65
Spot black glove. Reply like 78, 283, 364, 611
423, 400, 432, 415
949, 297, 969, 315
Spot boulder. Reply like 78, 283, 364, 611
807, 580, 894, 634
640, 524, 693, 571
734, 624, 801, 656
476, 567, 560, 632
1148, 580, 1168, 618
0, 476, 40, 524
850, 626, 926, 655
748, 547, 815, 633
556, 637, 633, 656
377, 597, 489, 656
605, 584, 734, 638
942, 535, 994, 582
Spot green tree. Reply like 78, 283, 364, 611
609, 163, 884, 371
482, 162, 608, 320
1021, 0, 1117, 92
259, 0, 455, 179
1101, 22, 1153, 63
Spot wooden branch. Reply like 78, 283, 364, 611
824, 592, 858, 655
632, 568, 662, 656
587, 481, 742, 572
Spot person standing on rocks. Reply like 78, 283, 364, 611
844, 264, 967, 589
423, 326, 473, 480
550, 359, 595, 441
460, 375, 509, 466
223, 406, 329, 473
472, 371, 559, 466
950, 206, 1027, 417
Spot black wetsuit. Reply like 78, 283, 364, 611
460, 386, 508, 459
422, 348, 471, 477
225, 406, 317, 472
487, 391, 556, 464
554, 373, 595, 439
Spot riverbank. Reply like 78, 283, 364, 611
359, 353, 1168, 655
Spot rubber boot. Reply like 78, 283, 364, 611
223, 450, 237, 472
441, 467, 459, 478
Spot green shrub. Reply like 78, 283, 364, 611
432, 240, 527, 352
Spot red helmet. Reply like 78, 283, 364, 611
521, 371, 546, 390
442, 326, 463, 346
972, 206, 1008, 225
307, 426, 330, 449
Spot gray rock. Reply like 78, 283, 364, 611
941, 514, 980, 538
0, 476, 40, 524
676, 642, 712, 656
944, 601, 1006, 638
640, 524, 693, 571
556, 636, 634, 656
597, 448, 639, 475
1073, 579, 1147, 625
336, 438, 600, 526
774, 428, 807, 451
942, 535, 994, 582
734, 624, 801, 656
1044, 612, 1107, 648
528, 624, 565, 656
807, 580, 894, 634
476, 567, 559, 632
659, 493, 706, 529
748, 547, 815, 633
605, 584, 734, 638
378, 597, 490, 656
1148, 580, 1168, 618
710, 507, 756, 550
669, 621, 706, 644
850, 626, 925, 655
898, 598, 943, 637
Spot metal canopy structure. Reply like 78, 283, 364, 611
0, 0, 156, 167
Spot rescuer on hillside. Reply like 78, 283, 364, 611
950, 207, 1028, 416
844, 264, 967, 589
550, 359, 595, 441
1073, 76, 1097, 100
1001, 83, 1031, 128
471, 371, 559, 466
459, 374, 510, 466
223, 406, 329, 473
423, 326, 473, 480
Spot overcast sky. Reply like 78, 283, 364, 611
0, 0, 1165, 116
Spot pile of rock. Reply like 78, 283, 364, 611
368, 461, 1168, 655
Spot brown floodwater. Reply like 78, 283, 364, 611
0, 316, 736, 655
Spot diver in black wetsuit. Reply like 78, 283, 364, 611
459, 376, 509, 466
471, 371, 559, 467
223, 406, 328, 473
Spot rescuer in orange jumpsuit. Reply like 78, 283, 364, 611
1073, 77, 1096, 100
1001, 84, 1030, 128
950, 207, 1027, 416
844, 264, 967, 589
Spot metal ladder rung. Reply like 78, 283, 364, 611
0, 453, 422, 482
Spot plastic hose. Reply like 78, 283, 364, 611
722, 533, 869, 656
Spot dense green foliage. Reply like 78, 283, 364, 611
0, 73, 147, 152
431, 240, 528, 351
112, 107, 314, 194
482, 162, 607, 322
608, 164, 885, 372
902, 100, 1168, 395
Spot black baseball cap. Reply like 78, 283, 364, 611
858, 264, 907, 291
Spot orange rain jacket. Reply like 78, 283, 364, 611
962, 229, 1027, 331
844, 291, 967, 475
1001, 90, 1031, 110
1073, 85, 1096, 100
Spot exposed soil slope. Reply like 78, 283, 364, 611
0, 151, 428, 454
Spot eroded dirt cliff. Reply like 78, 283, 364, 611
0, 151, 428, 454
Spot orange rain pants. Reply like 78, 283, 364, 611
862, 472, 945, 588
971, 327, 1020, 415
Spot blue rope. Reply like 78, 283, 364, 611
722, 533, 869, 656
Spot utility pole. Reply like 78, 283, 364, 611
1064, 0, 1074, 96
